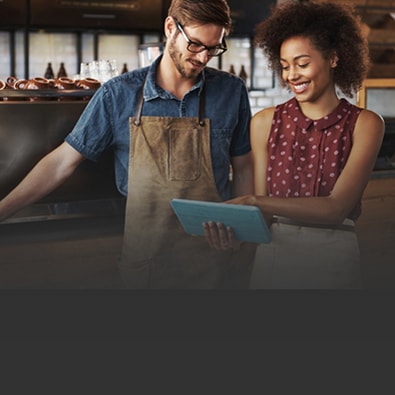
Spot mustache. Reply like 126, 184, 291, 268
187, 57, 205, 67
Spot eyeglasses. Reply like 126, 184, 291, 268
174, 18, 227, 57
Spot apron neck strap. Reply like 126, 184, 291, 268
133, 75, 146, 126
133, 74, 206, 127
198, 82, 206, 126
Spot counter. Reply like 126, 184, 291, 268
0, 90, 122, 222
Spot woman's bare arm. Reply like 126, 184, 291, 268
230, 108, 385, 224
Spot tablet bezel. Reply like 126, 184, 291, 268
170, 198, 271, 244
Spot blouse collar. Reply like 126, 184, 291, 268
284, 98, 352, 131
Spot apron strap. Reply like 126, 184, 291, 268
133, 77, 146, 126
133, 73, 206, 127
198, 82, 206, 126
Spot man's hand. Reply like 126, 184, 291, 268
202, 221, 241, 251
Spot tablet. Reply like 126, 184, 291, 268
170, 198, 271, 244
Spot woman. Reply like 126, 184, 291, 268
204, 0, 384, 289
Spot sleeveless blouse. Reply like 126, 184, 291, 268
266, 97, 362, 220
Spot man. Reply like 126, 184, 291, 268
0, 0, 255, 288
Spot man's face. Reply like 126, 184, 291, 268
167, 20, 225, 79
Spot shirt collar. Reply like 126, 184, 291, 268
285, 98, 351, 131
143, 54, 205, 101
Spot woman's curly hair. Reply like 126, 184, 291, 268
254, 0, 370, 97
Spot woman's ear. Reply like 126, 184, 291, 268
330, 53, 339, 68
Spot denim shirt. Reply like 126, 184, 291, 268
65, 55, 251, 200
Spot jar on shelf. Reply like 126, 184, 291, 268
57, 62, 68, 78
44, 62, 55, 79
121, 63, 129, 74
238, 65, 248, 84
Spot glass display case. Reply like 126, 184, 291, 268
357, 78, 395, 118
357, 78, 395, 171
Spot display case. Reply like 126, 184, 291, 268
0, 90, 121, 207
357, 78, 395, 117
356, 78, 395, 171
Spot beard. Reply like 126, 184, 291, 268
167, 37, 204, 79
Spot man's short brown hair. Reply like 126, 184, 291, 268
167, 0, 232, 35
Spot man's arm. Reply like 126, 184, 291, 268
0, 142, 85, 222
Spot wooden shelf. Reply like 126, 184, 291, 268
0, 89, 97, 99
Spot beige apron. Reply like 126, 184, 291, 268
119, 81, 254, 289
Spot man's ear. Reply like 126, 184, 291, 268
164, 16, 176, 39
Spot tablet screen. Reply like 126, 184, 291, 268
170, 198, 271, 244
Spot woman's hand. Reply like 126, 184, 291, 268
227, 194, 273, 227
202, 221, 241, 251
226, 194, 256, 206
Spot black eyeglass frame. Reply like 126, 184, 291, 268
173, 18, 227, 57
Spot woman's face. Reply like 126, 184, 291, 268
279, 36, 338, 103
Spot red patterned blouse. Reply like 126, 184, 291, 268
266, 97, 362, 220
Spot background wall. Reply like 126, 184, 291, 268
0, 0, 362, 116
0, 26, 292, 116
